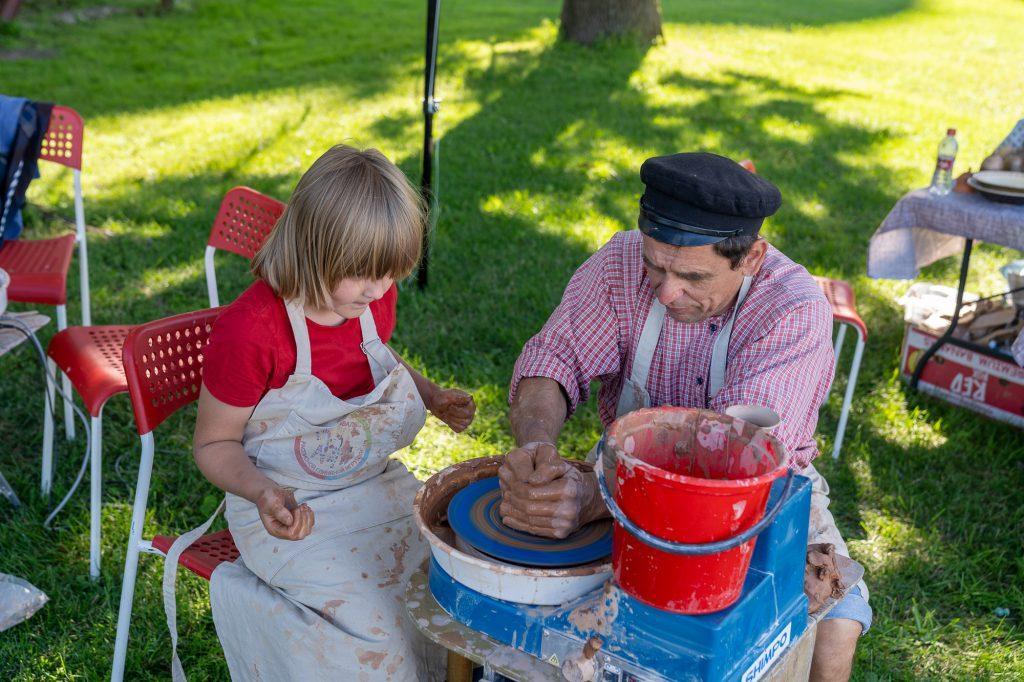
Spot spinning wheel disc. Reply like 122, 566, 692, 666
447, 477, 612, 567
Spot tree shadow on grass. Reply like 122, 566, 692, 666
0, 0, 560, 118
1, 0, 920, 125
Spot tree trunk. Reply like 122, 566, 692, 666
560, 0, 662, 46
1, 0, 24, 22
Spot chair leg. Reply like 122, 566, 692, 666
56, 305, 76, 441
111, 433, 155, 682
833, 332, 865, 460
74, 169, 91, 327
828, 324, 847, 398
41, 358, 56, 497
204, 245, 220, 309
89, 412, 103, 580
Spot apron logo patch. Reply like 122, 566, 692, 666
292, 417, 374, 479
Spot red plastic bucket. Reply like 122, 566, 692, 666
599, 407, 790, 614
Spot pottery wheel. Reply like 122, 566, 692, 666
447, 477, 612, 568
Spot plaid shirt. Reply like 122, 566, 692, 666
510, 231, 835, 468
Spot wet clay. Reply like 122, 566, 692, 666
413, 456, 608, 580
428, 389, 476, 433
607, 408, 786, 484
416, 456, 505, 539
568, 581, 620, 636
804, 543, 845, 613
497, 444, 599, 539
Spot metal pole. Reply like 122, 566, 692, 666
910, 239, 973, 389
418, 0, 441, 289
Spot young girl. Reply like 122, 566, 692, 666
190, 145, 475, 680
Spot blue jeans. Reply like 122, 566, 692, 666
823, 585, 872, 634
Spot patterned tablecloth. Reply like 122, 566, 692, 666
867, 189, 1024, 281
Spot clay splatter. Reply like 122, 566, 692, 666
377, 525, 413, 588
320, 598, 346, 622
355, 648, 387, 670
568, 582, 620, 636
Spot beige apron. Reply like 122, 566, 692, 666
163, 300, 443, 681
589, 278, 868, 600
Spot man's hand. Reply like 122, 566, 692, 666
429, 388, 476, 433
497, 442, 605, 539
256, 485, 315, 541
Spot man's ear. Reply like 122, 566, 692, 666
740, 238, 769, 277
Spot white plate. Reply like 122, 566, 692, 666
967, 176, 1024, 204
972, 170, 1024, 192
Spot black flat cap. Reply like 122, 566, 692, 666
638, 152, 782, 247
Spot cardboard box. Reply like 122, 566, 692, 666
901, 324, 1024, 429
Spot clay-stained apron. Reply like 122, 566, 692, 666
162, 300, 444, 681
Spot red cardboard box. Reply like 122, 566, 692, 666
901, 325, 1024, 428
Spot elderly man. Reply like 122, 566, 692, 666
500, 152, 871, 681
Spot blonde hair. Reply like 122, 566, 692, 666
252, 144, 424, 309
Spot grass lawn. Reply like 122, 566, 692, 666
1, 0, 1022, 678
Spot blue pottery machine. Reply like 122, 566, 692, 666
427, 474, 813, 682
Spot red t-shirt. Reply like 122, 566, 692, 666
203, 280, 397, 407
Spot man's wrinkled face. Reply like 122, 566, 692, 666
641, 235, 767, 323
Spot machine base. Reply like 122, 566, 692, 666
429, 475, 813, 682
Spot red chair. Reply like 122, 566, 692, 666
110, 307, 225, 681
1, 105, 90, 458
204, 186, 285, 307
813, 277, 867, 459
44, 188, 283, 579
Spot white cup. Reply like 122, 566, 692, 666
725, 404, 781, 432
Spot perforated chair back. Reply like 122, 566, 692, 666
121, 308, 221, 435
38, 105, 84, 171
204, 187, 285, 307
112, 307, 222, 680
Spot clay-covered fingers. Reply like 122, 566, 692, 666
431, 389, 477, 433
500, 510, 575, 539
276, 503, 314, 541
258, 487, 315, 541
528, 444, 570, 485
499, 497, 578, 538
292, 504, 315, 540
499, 464, 585, 539
499, 447, 538, 488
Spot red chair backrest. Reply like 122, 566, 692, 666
38, 105, 84, 171
207, 186, 286, 260
122, 308, 222, 435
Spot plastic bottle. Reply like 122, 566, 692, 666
928, 128, 958, 195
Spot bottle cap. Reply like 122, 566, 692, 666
947, 128, 956, 136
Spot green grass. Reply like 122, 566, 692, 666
1, 0, 1023, 678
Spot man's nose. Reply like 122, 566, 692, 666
657, 277, 685, 306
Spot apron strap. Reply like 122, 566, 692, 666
284, 300, 313, 377
357, 307, 392, 385
162, 499, 226, 682
615, 297, 666, 417
707, 275, 753, 402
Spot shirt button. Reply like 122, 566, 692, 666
696, 377, 704, 386
709, 323, 718, 333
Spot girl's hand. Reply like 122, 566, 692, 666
256, 485, 315, 541
429, 388, 476, 433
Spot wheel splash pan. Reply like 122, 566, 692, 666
413, 456, 612, 606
